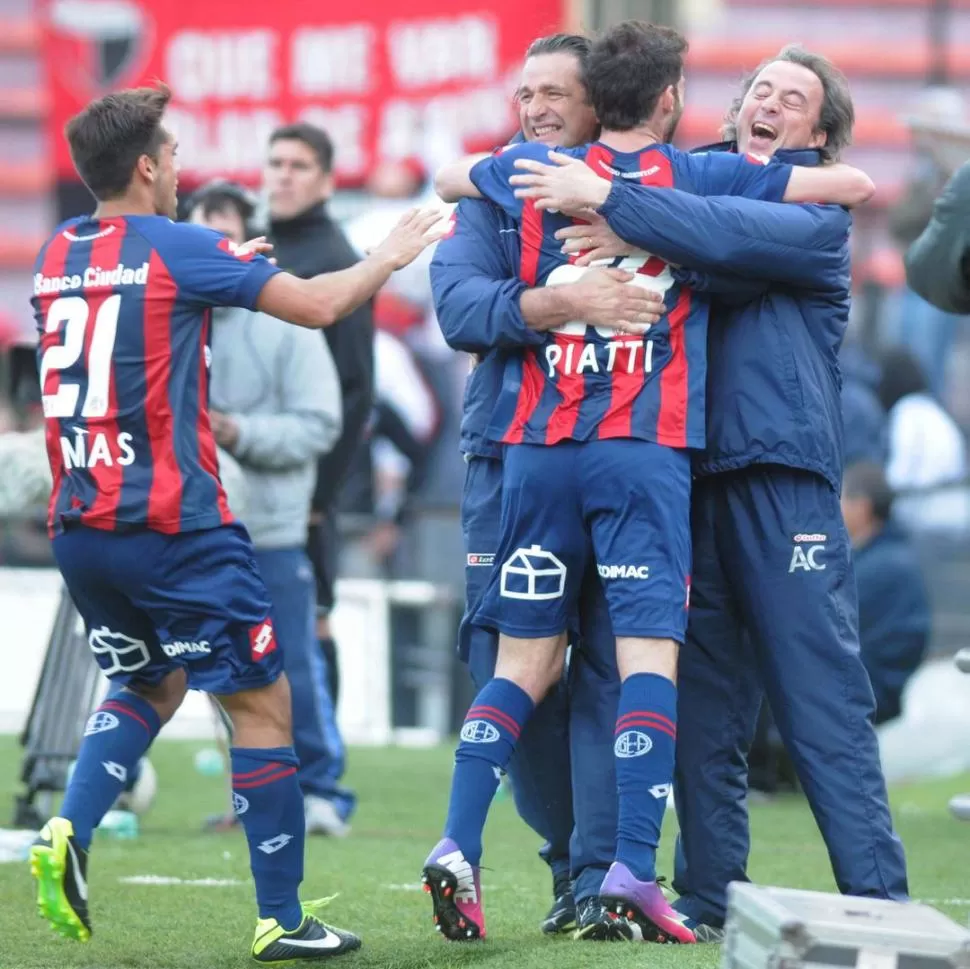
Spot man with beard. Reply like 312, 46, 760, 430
513, 44, 909, 938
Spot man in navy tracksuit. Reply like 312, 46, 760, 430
431, 33, 663, 936
547, 46, 910, 933
507, 43, 909, 938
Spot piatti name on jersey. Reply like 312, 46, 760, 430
34, 261, 149, 296
545, 337, 654, 377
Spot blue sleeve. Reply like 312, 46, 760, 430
599, 182, 850, 293
685, 151, 792, 202
430, 199, 543, 353
147, 221, 281, 309
469, 142, 557, 219
674, 267, 769, 303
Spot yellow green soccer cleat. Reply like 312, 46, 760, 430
252, 899, 361, 964
29, 817, 92, 942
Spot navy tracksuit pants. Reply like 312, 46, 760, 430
460, 454, 618, 900
672, 465, 909, 926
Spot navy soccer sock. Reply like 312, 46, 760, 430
231, 746, 305, 930
443, 678, 534, 867
614, 672, 678, 883
60, 692, 161, 849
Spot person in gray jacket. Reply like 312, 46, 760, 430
189, 180, 356, 836
905, 159, 970, 314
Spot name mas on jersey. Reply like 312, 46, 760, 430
37, 260, 152, 473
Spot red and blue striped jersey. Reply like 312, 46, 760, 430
468, 141, 792, 448
32, 215, 281, 536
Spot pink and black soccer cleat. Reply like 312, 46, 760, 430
421, 838, 485, 941
599, 862, 696, 944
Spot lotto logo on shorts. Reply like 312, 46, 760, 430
467, 553, 495, 567
500, 544, 566, 600
249, 620, 277, 661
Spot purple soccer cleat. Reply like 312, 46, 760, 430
421, 838, 486, 941
599, 862, 696, 944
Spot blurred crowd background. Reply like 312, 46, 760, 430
3, 0, 970, 776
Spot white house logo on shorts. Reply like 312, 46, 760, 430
467, 553, 495, 567
614, 730, 654, 758
500, 544, 566, 600
88, 627, 151, 676
460, 720, 500, 744
597, 563, 650, 580
789, 533, 828, 573
232, 792, 250, 816
84, 711, 119, 736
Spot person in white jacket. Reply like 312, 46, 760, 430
187, 180, 355, 836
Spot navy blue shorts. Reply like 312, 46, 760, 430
53, 522, 283, 695
475, 439, 691, 641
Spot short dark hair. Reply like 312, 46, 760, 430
65, 84, 171, 200
269, 122, 334, 174
844, 461, 894, 522
585, 22, 687, 132
525, 32, 592, 64
722, 45, 855, 162
186, 179, 256, 223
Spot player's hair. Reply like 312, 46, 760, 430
525, 32, 592, 65
269, 122, 334, 174
584, 22, 687, 131
65, 84, 172, 201
722, 45, 855, 162
843, 461, 894, 522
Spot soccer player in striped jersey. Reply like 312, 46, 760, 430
421, 22, 874, 945
28, 83, 442, 963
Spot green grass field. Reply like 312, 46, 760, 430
0, 736, 968, 969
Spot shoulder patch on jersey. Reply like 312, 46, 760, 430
217, 237, 255, 262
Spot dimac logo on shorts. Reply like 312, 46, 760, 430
597, 563, 650, 580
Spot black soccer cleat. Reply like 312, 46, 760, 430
574, 896, 638, 941
252, 908, 361, 963
541, 871, 577, 934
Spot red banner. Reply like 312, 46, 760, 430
42, 0, 565, 187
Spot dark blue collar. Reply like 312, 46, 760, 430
690, 139, 823, 167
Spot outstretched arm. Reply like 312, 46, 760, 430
558, 184, 851, 292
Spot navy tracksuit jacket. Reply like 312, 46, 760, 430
601, 144, 908, 924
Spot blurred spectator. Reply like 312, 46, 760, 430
840, 341, 886, 467
188, 180, 356, 836
841, 462, 931, 724
264, 122, 375, 712
876, 348, 969, 532
905, 158, 970, 316
887, 87, 970, 398
344, 157, 446, 358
